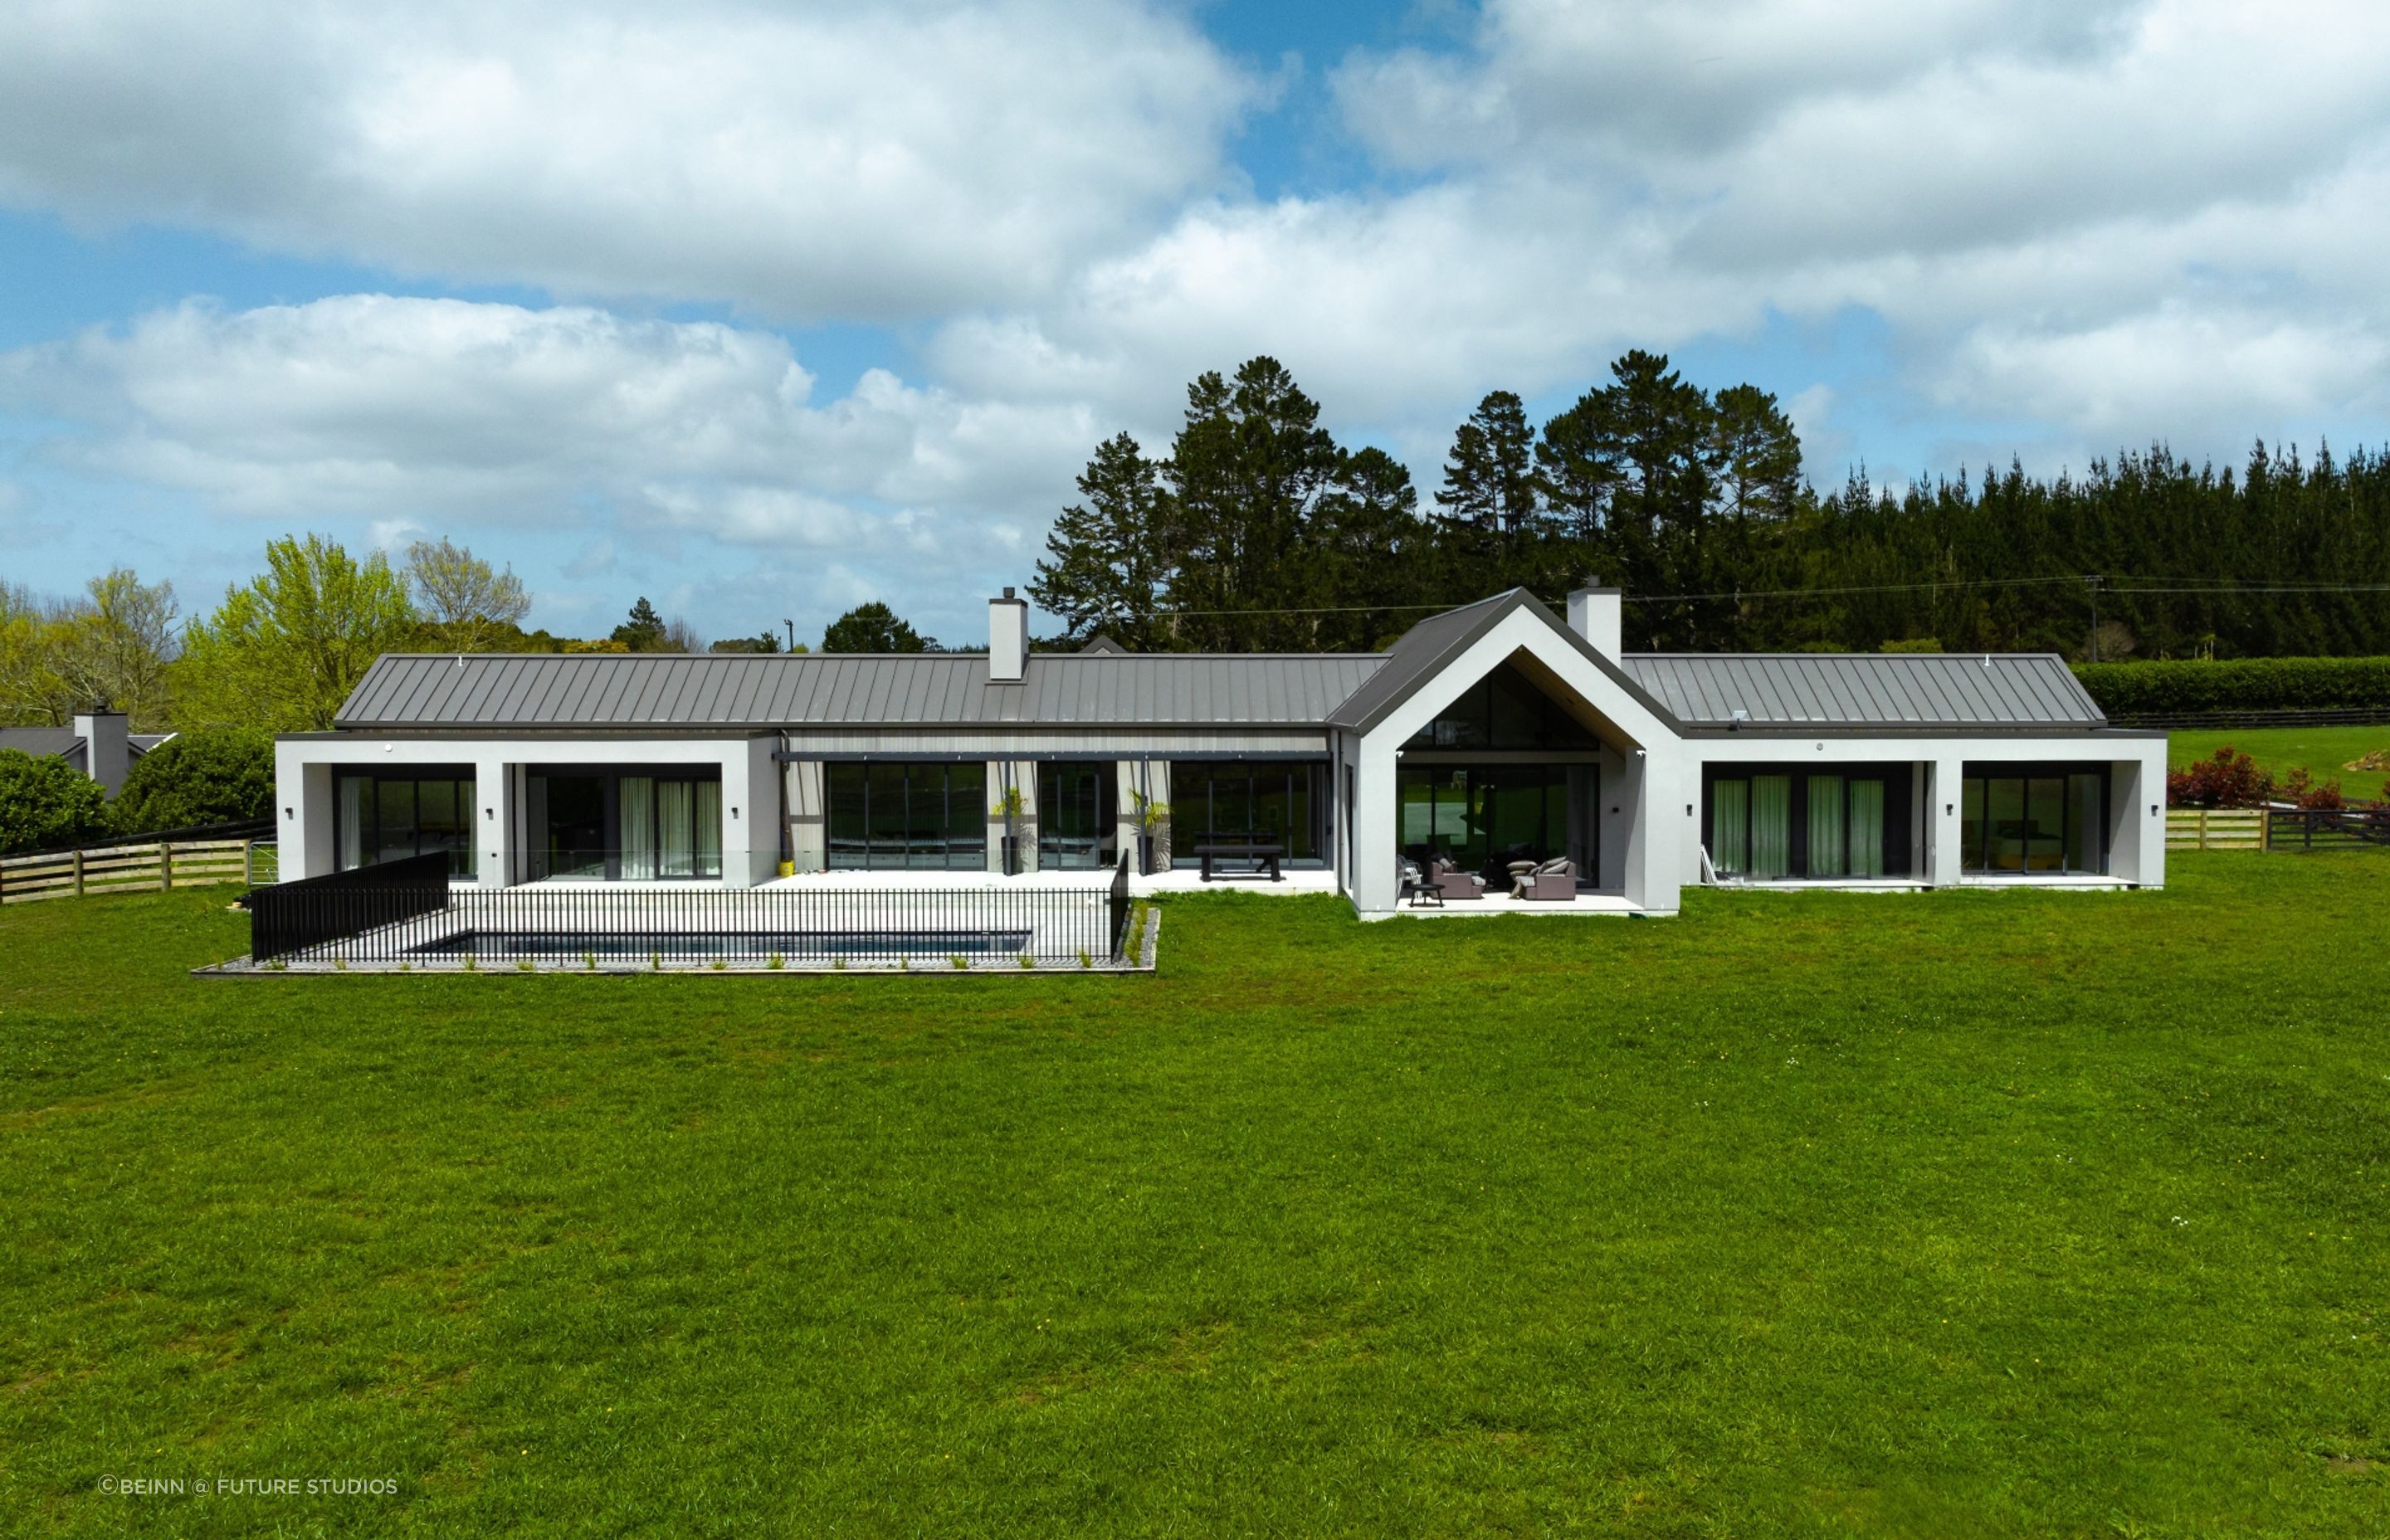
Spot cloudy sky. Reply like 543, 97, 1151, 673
2, 0, 2386, 647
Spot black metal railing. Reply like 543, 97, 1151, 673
244, 861, 1136, 968
244, 851, 452, 961
2268, 807, 2390, 850
1108, 851, 1132, 958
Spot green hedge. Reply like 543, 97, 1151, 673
2073, 656, 2390, 714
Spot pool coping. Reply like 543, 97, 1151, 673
193, 907, 1163, 977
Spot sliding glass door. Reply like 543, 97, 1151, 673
526, 766, 723, 880
334, 768, 477, 876
1395, 763, 1582, 882
824, 762, 987, 870
1037, 763, 1116, 870
1706, 765, 1910, 881
1172, 762, 1328, 865
1957, 766, 2107, 875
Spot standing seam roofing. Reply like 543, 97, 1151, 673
1621, 654, 2105, 727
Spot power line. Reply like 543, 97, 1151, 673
1125, 573, 2390, 621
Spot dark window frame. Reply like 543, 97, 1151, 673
1169, 760, 1329, 866
1395, 761, 1591, 885
1404, 661, 1602, 751
1701, 763, 1914, 880
334, 765, 478, 878
825, 761, 988, 871
1956, 761, 2110, 875
524, 763, 724, 882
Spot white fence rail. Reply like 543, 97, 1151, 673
0, 839, 276, 905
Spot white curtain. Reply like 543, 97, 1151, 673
337, 777, 368, 870
620, 776, 658, 880
1848, 780, 1885, 877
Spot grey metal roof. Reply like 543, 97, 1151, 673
1621, 652, 2107, 729
0, 728, 83, 768
336, 651, 1387, 731
1324, 589, 1679, 733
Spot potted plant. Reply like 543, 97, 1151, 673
1129, 789, 1170, 875
992, 784, 1029, 875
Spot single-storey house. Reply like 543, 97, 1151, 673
272, 585, 2168, 916
0, 710, 172, 798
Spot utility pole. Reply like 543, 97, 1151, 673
783, 617, 795, 653
2086, 574, 2104, 663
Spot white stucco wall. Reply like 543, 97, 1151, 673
1680, 733, 2168, 889
275, 733, 783, 888
1339, 607, 1686, 919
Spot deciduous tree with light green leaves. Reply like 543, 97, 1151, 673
404, 538, 529, 652
0, 571, 179, 729
176, 535, 419, 732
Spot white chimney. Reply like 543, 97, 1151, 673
73, 709, 130, 797
988, 587, 1028, 683
1567, 585, 1622, 658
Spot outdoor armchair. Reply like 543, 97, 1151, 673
1514, 857, 1577, 901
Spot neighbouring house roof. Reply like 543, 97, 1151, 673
1620, 653, 2107, 729
130, 733, 175, 755
336, 651, 1388, 731
0, 727, 84, 769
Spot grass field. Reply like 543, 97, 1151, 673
2171, 725, 2390, 802
4, 859, 2388, 1536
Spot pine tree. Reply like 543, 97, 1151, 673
1029, 433, 1168, 646
612, 597, 666, 652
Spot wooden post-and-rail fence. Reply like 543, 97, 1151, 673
2163, 808, 2268, 850
0, 839, 277, 905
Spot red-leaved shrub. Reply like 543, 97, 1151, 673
2168, 746, 2270, 807
2277, 767, 2348, 811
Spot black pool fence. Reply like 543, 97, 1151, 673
241, 852, 1139, 969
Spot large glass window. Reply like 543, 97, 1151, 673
527, 767, 722, 880
334, 768, 477, 877
1706, 767, 1907, 881
1394, 763, 1573, 882
1958, 766, 2108, 875
825, 762, 987, 870
1038, 763, 1116, 870
1406, 662, 1601, 750
1173, 762, 1327, 865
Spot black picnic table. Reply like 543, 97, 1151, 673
1192, 831, 1285, 881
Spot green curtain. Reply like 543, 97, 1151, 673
1751, 776, 1792, 877
1807, 775, 1846, 877
694, 780, 722, 879
656, 778, 694, 878
1849, 780, 1885, 877
621, 776, 658, 880
1712, 780, 1748, 876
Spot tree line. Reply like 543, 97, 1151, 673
1030, 353, 2390, 658
1, 535, 966, 743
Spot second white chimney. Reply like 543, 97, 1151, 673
988, 587, 1028, 683
1567, 585, 1622, 658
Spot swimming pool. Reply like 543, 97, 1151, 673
408, 928, 1035, 960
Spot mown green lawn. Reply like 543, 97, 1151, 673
2172, 726, 2390, 801
3, 858, 2387, 1537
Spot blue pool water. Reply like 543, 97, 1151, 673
410, 929, 1035, 959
